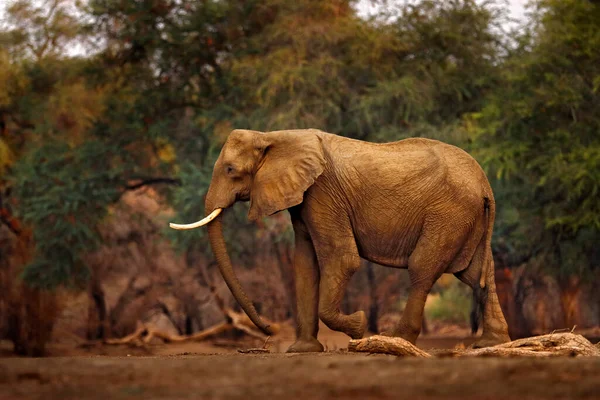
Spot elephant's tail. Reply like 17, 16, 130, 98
478, 197, 495, 289
471, 196, 496, 334
470, 290, 482, 334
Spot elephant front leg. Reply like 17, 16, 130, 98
318, 253, 367, 340
286, 216, 324, 353
310, 227, 366, 340
301, 198, 366, 341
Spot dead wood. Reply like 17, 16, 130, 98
455, 333, 600, 358
349, 333, 600, 358
105, 325, 147, 345
104, 322, 233, 345
103, 309, 279, 346
226, 309, 280, 339
142, 322, 234, 344
348, 335, 433, 358
237, 348, 270, 354
103, 267, 282, 347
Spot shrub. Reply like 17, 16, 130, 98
425, 279, 472, 325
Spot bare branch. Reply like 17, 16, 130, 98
124, 177, 181, 191
0, 193, 22, 236
0, 210, 22, 236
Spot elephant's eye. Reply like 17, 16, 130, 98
226, 165, 235, 175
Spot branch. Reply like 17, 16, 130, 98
0, 207, 22, 236
349, 333, 600, 358
104, 308, 280, 346
348, 335, 433, 358
4, 112, 35, 131
124, 177, 181, 191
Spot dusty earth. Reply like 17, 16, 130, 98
1, 324, 599, 400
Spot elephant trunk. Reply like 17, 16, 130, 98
207, 213, 273, 335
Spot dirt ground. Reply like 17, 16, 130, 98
1, 324, 599, 400
2, 353, 600, 400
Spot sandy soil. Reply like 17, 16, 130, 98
2, 353, 600, 400
1, 324, 599, 400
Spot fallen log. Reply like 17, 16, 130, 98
348, 335, 432, 358
348, 333, 600, 358
455, 333, 600, 358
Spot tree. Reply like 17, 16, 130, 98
472, 0, 600, 326
354, 0, 505, 144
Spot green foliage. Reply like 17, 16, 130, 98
1, 0, 179, 288
472, 0, 600, 277
165, 161, 214, 254
425, 279, 472, 324
1, 0, 599, 291
11, 140, 122, 288
2, 0, 80, 60
230, 0, 365, 132
353, 0, 504, 143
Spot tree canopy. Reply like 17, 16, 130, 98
472, 0, 600, 278
0, 0, 598, 291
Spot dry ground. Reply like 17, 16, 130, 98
1, 324, 599, 400
2, 353, 600, 400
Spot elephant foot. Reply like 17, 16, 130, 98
471, 332, 511, 348
320, 310, 367, 340
345, 310, 367, 339
286, 337, 324, 353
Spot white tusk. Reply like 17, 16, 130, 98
169, 208, 222, 230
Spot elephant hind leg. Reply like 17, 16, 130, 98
454, 251, 510, 347
477, 266, 511, 347
390, 225, 471, 344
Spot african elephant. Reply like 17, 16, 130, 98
170, 129, 511, 352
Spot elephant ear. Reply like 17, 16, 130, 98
248, 130, 326, 221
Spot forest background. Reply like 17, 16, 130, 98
0, 0, 598, 356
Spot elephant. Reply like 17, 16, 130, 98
170, 128, 511, 352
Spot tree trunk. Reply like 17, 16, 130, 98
109, 275, 150, 335
2, 229, 59, 356
509, 267, 533, 339
8, 286, 59, 356
559, 275, 581, 329
87, 270, 107, 340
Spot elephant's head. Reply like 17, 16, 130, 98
170, 129, 326, 334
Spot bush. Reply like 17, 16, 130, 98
425, 279, 472, 325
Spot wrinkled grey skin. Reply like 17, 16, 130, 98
202, 128, 510, 352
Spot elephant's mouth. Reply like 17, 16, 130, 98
169, 208, 222, 230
